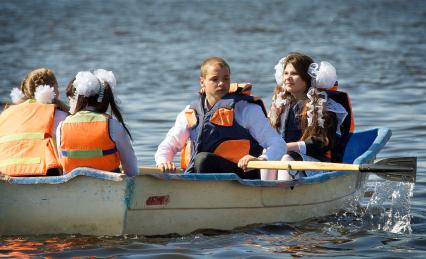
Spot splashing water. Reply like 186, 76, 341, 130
316, 178, 415, 237
365, 180, 414, 234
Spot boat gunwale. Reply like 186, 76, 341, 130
0, 167, 126, 184
129, 127, 392, 188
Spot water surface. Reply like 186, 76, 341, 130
1, 0, 425, 257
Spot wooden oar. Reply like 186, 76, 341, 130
138, 157, 416, 183
139, 166, 183, 174
247, 157, 416, 183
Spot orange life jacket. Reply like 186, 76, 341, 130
59, 111, 121, 173
0, 100, 61, 176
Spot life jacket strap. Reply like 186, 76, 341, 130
64, 113, 106, 123
61, 147, 118, 158
0, 132, 44, 144
0, 157, 41, 167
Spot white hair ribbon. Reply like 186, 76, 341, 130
34, 85, 56, 104
274, 56, 287, 86
308, 61, 337, 89
96, 80, 105, 103
10, 88, 25, 104
93, 69, 116, 89
306, 61, 336, 128
273, 91, 288, 107
306, 87, 328, 128
308, 62, 319, 80
308, 62, 320, 89
93, 69, 116, 103
73, 71, 101, 98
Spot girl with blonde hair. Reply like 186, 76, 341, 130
0, 68, 68, 176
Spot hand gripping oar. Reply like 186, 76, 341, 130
247, 157, 417, 183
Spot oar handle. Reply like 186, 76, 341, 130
139, 167, 163, 174
139, 166, 183, 174
247, 161, 360, 171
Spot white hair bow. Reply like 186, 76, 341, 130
73, 69, 116, 103
10, 85, 56, 104
10, 88, 25, 104
93, 69, 116, 89
73, 71, 101, 98
308, 61, 337, 89
93, 69, 116, 102
274, 56, 287, 87
34, 85, 56, 104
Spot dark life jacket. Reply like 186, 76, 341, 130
183, 93, 266, 173
280, 89, 354, 162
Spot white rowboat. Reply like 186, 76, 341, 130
0, 128, 391, 236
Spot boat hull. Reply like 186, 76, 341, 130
0, 128, 390, 236
125, 172, 363, 235
0, 173, 128, 236
0, 172, 363, 236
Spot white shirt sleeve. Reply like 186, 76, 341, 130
297, 141, 307, 154
155, 107, 190, 165
235, 101, 287, 161
56, 120, 63, 160
109, 119, 138, 177
53, 110, 68, 137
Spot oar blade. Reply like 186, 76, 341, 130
376, 157, 417, 171
365, 157, 417, 183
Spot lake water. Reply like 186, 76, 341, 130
1, 0, 425, 257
